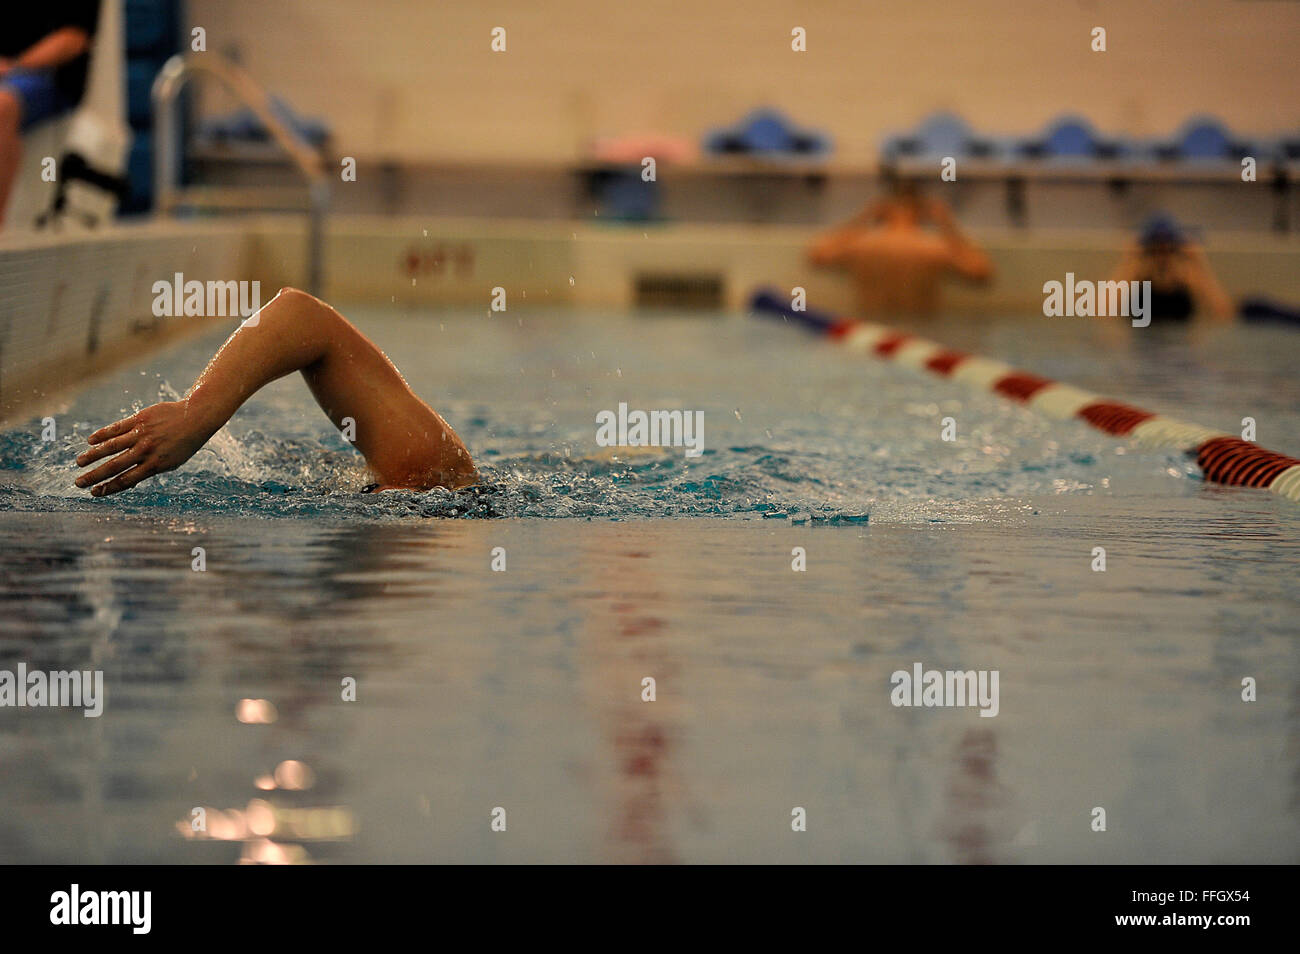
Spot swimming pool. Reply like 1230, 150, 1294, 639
1, 307, 1297, 862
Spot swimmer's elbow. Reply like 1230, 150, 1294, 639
808, 238, 843, 267
273, 286, 314, 307
955, 255, 995, 285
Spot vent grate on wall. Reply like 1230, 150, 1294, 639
633, 273, 725, 310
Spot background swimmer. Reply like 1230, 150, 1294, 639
74, 288, 477, 497
1109, 214, 1234, 324
807, 177, 994, 316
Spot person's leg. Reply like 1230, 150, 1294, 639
0, 88, 24, 227
76, 288, 478, 496
0, 70, 78, 227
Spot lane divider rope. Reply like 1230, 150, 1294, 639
750, 288, 1300, 502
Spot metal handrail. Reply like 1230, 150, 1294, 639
152, 53, 328, 295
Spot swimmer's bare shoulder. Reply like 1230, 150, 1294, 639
75, 287, 476, 497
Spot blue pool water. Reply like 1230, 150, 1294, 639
1, 308, 1297, 862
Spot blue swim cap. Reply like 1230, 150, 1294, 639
1139, 213, 1187, 248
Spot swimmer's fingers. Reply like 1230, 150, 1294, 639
90, 464, 156, 498
87, 414, 140, 445
75, 446, 145, 491
75, 430, 138, 467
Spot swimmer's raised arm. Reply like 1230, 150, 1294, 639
807, 226, 855, 266
1110, 240, 1145, 285
1180, 243, 1235, 323
75, 287, 477, 497
943, 230, 995, 284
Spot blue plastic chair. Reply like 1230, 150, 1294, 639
1016, 115, 1122, 161
1041, 117, 1098, 157
1176, 117, 1236, 159
703, 109, 831, 157
1142, 117, 1258, 163
881, 112, 976, 160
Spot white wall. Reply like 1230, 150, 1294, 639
187, 0, 1300, 165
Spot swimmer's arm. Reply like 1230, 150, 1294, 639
918, 201, 993, 283
1182, 244, 1235, 322
947, 238, 994, 284
845, 200, 889, 228
922, 198, 956, 230
939, 220, 994, 284
76, 288, 476, 496
1109, 241, 1147, 287
810, 199, 896, 264
808, 227, 854, 266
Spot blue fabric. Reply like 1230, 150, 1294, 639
1, 69, 77, 131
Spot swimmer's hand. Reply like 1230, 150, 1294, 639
75, 401, 216, 497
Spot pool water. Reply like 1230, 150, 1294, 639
1, 307, 1297, 862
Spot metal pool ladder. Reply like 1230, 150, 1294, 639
152, 53, 329, 295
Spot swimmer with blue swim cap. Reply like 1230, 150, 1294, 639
1111, 213, 1234, 324
75, 288, 478, 497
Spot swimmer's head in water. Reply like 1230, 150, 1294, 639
892, 177, 921, 204
879, 168, 919, 199
1139, 213, 1188, 253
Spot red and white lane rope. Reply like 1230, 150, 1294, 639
750, 289, 1300, 502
